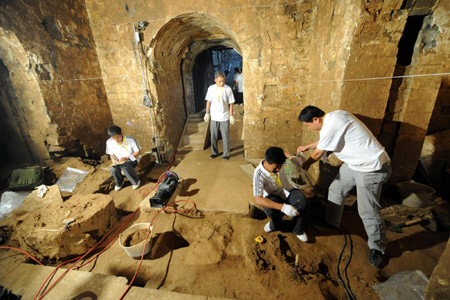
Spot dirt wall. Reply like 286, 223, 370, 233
0, 0, 113, 159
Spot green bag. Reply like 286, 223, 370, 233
8, 167, 44, 191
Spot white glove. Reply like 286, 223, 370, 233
36, 185, 48, 198
229, 116, 235, 125
204, 113, 210, 123
281, 204, 299, 217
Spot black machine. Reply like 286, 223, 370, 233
150, 171, 179, 208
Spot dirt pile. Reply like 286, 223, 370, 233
14, 193, 118, 259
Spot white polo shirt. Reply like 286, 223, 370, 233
317, 110, 390, 172
106, 135, 141, 161
205, 84, 235, 122
253, 160, 294, 200
234, 73, 244, 92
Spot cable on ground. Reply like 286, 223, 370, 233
336, 226, 356, 300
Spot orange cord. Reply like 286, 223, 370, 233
0, 246, 44, 266
32, 207, 140, 300
118, 199, 196, 300
1, 152, 191, 299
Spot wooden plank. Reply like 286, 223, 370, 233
240, 163, 255, 180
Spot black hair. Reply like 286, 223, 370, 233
298, 105, 325, 123
234, 67, 240, 73
265, 147, 286, 165
107, 125, 122, 136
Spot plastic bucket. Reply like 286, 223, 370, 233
119, 223, 153, 258
397, 181, 435, 208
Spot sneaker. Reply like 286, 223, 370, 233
264, 221, 274, 233
296, 232, 308, 243
210, 154, 219, 159
369, 249, 383, 268
114, 181, 124, 191
222, 156, 230, 160
132, 180, 141, 190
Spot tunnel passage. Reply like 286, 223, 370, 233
148, 13, 242, 150
192, 46, 242, 113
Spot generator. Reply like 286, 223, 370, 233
150, 171, 179, 208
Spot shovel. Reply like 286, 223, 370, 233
385, 218, 422, 233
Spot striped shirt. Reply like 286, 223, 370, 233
253, 160, 293, 199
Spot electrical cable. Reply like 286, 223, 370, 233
137, 169, 171, 196
59, 71, 450, 84
32, 207, 140, 300
0, 246, 44, 266
118, 199, 197, 300
336, 226, 357, 300
133, 24, 161, 164
4, 157, 190, 299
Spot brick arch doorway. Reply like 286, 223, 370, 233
191, 45, 243, 114
150, 13, 243, 152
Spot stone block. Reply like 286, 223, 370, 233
425, 237, 450, 300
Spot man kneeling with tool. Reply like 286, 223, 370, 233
253, 147, 310, 242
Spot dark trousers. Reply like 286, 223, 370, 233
110, 160, 139, 186
263, 189, 309, 235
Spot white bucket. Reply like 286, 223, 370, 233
397, 181, 435, 208
119, 223, 153, 258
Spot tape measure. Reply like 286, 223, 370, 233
255, 236, 265, 244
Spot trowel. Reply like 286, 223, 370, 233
292, 254, 299, 280
291, 254, 306, 283
385, 218, 422, 233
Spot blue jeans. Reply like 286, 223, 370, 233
264, 189, 309, 235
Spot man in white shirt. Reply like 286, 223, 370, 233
106, 125, 141, 191
297, 106, 391, 268
204, 71, 235, 160
233, 67, 244, 104
253, 147, 310, 242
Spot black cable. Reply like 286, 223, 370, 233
340, 226, 356, 300
336, 226, 357, 300
336, 227, 351, 300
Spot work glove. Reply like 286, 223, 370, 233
204, 113, 210, 123
229, 116, 235, 125
281, 204, 299, 217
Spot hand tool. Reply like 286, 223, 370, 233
385, 218, 422, 233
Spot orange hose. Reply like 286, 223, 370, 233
0, 246, 44, 266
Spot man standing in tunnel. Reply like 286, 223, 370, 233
233, 67, 244, 104
204, 71, 235, 160
297, 106, 391, 268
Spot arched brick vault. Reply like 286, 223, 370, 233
147, 13, 241, 150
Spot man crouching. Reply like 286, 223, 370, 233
253, 146, 310, 242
